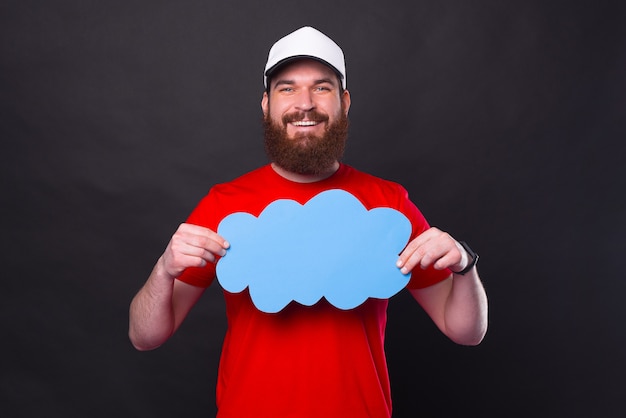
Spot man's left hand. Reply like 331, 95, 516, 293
396, 227, 468, 274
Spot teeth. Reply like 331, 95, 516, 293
292, 121, 318, 126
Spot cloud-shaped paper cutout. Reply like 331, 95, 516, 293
216, 189, 412, 313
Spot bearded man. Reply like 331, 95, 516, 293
129, 26, 488, 418
262, 58, 349, 178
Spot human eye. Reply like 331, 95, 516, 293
314, 84, 332, 93
276, 85, 295, 94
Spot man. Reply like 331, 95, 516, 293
129, 26, 488, 417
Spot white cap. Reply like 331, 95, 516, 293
264, 26, 346, 89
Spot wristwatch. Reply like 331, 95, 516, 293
453, 241, 479, 275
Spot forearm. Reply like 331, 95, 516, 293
128, 259, 177, 351
443, 267, 488, 345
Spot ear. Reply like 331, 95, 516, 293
341, 89, 351, 115
261, 91, 269, 116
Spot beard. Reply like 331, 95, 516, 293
263, 108, 349, 175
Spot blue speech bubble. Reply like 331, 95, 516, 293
216, 189, 412, 313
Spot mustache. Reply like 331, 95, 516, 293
282, 111, 329, 124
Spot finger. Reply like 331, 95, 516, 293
176, 241, 221, 264
160, 248, 207, 278
397, 228, 441, 269
397, 243, 423, 273
192, 226, 230, 250
184, 234, 228, 257
176, 224, 230, 255
402, 245, 448, 273
164, 227, 229, 275
397, 228, 458, 273
431, 251, 461, 271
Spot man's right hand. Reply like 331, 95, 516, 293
159, 223, 230, 280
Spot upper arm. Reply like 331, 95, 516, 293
408, 275, 453, 333
172, 279, 207, 331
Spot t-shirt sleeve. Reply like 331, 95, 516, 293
397, 185, 452, 289
176, 191, 219, 288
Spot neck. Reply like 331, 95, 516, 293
271, 162, 340, 183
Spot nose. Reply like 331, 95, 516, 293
295, 90, 315, 111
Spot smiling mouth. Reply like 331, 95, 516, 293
291, 120, 320, 127
284, 111, 329, 127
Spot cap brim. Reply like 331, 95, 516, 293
265, 55, 344, 84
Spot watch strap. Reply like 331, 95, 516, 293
454, 241, 479, 275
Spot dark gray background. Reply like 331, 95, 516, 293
2, 0, 625, 417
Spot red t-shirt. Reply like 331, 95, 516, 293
178, 164, 450, 418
